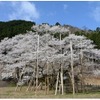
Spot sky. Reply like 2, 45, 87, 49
0, 1, 100, 30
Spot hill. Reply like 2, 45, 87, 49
0, 20, 35, 41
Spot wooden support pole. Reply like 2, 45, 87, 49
55, 33, 64, 95
26, 65, 36, 91
80, 40, 85, 93
15, 67, 25, 91
15, 84, 19, 91
60, 69, 64, 95
55, 72, 59, 95
45, 76, 47, 94
60, 33, 64, 95
46, 61, 49, 94
35, 34, 39, 94
70, 40, 75, 95
31, 80, 36, 91
26, 78, 33, 91
46, 32, 49, 94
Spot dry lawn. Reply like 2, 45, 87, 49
0, 86, 100, 98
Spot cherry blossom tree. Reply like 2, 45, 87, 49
0, 24, 100, 94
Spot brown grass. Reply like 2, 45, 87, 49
84, 76, 100, 86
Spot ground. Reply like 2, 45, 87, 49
0, 86, 100, 98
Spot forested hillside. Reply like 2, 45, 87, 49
0, 20, 35, 41
75, 29, 100, 49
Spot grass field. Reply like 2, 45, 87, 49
0, 86, 100, 98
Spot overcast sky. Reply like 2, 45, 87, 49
0, 1, 100, 30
